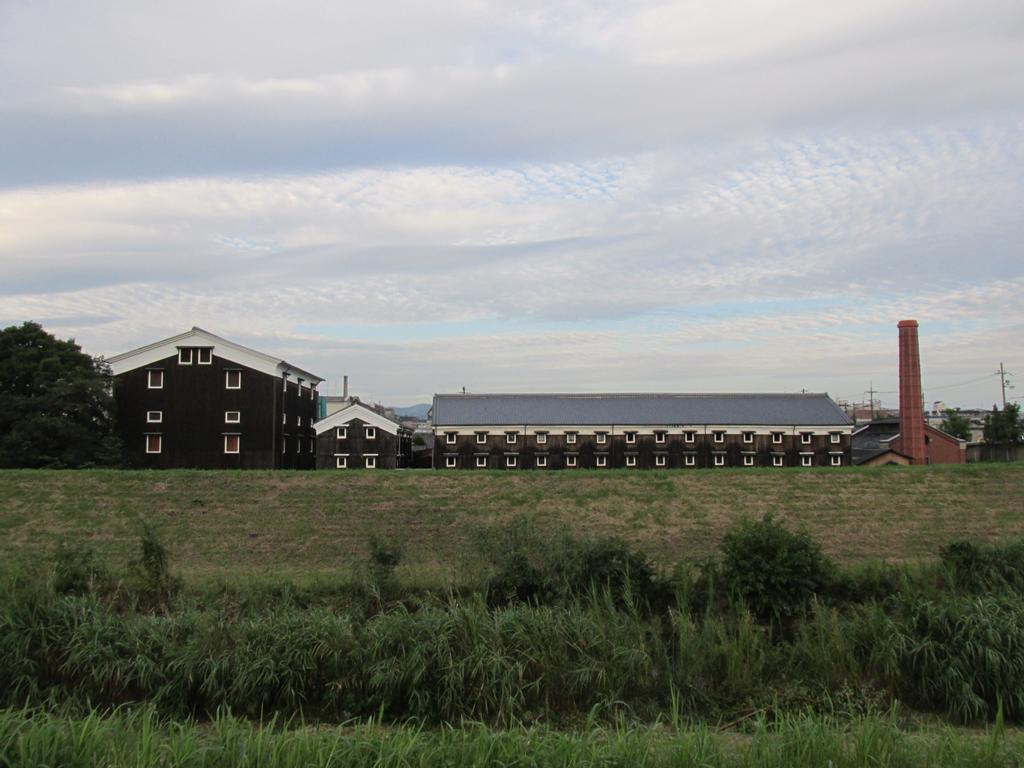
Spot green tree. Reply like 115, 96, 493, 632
939, 408, 972, 441
983, 403, 1023, 445
0, 322, 123, 467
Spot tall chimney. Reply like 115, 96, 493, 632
343, 375, 349, 400
898, 320, 926, 465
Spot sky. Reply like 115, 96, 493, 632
0, 0, 1022, 409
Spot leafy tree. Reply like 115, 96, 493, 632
939, 408, 972, 441
983, 403, 1023, 445
0, 322, 122, 467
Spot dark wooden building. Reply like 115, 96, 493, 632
314, 401, 413, 469
431, 393, 853, 470
109, 327, 323, 469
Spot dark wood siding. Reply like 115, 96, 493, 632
316, 418, 413, 470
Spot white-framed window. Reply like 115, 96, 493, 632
566, 455, 578, 468
446, 432, 457, 445
625, 432, 636, 444
365, 427, 376, 440
365, 456, 377, 469
713, 431, 725, 443
772, 432, 783, 444
336, 427, 347, 439
225, 370, 241, 389
536, 432, 548, 444
596, 455, 607, 468
281, 438, 286, 454
146, 411, 162, 424
714, 455, 725, 467
830, 432, 841, 444
743, 455, 754, 467
537, 455, 548, 468
566, 432, 577, 444
476, 432, 487, 444
743, 432, 754, 444
801, 432, 812, 445
197, 348, 212, 365
282, 413, 287, 425
476, 455, 488, 468
773, 455, 784, 467
446, 455, 457, 468
225, 411, 240, 424
685, 455, 696, 467
224, 435, 240, 454
801, 454, 813, 467
296, 415, 301, 426
147, 370, 163, 389
684, 431, 695, 443
596, 432, 607, 445
506, 432, 518, 444
655, 454, 666, 467
655, 432, 666, 444
309, 439, 315, 454
626, 455, 637, 467
831, 455, 842, 466
145, 434, 162, 454
336, 456, 347, 469
178, 348, 193, 365
506, 455, 517, 468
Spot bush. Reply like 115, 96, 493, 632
128, 523, 181, 609
939, 539, 1024, 594
53, 542, 110, 596
719, 514, 833, 622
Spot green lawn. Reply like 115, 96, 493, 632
2, 463, 1022, 578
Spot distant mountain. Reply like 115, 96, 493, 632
393, 403, 431, 419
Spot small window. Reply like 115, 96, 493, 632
685, 455, 696, 467
365, 427, 376, 440
476, 455, 488, 468
147, 370, 163, 389
626, 455, 637, 467
714, 455, 725, 467
801, 455, 813, 467
365, 456, 377, 469
506, 455, 517, 468
225, 370, 241, 389
446, 432, 457, 445
596, 432, 607, 445
197, 348, 212, 365
225, 411, 240, 424
566, 432, 577, 444
655, 454, 666, 467
743, 455, 754, 466
743, 432, 754, 444
336, 427, 347, 439
476, 432, 487, 444
655, 432, 666, 444
713, 431, 725, 443
536, 432, 548, 444
146, 411, 162, 424
831, 455, 842, 466
178, 348, 193, 365
309, 439, 315, 454
772, 432, 783, 444
684, 431, 695, 443
773, 455, 783, 467
506, 432, 518, 444
282, 439, 286, 454
536, 455, 547, 468
282, 413, 287, 425
336, 456, 347, 469
596, 455, 607, 468
830, 432, 841, 444
145, 434, 162, 454
296, 415, 301, 426
224, 435, 240, 454
625, 432, 636, 444
801, 432, 812, 445
446, 455, 457, 468
566, 455, 578, 468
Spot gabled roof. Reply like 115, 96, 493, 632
431, 393, 853, 427
314, 402, 407, 436
107, 327, 323, 384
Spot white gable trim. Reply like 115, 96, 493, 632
314, 403, 403, 436
107, 327, 323, 385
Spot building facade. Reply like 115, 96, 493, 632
314, 401, 413, 470
109, 327, 322, 469
432, 393, 853, 470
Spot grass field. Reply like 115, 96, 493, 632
1, 463, 1022, 578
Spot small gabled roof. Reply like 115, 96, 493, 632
107, 327, 323, 385
314, 402, 408, 436
432, 392, 853, 427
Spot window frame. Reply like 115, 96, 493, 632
566, 454, 578, 468
197, 347, 212, 365
566, 431, 578, 444
684, 431, 695, 444
505, 431, 518, 445
365, 426, 376, 440
147, 369, 163, 389
365, 456, 377, 470
596, 432, 607, 445
655, 431, 666, 444
713, 431, 725, 444
445, 455, 457, 468
476, 432, 487, 444
801, 454, 813, 467
536, 432, 548, 445
713, 454, 725, 467
743, 431, 754, 444
536, 455, 548, 468
225, 370, 242, 390
145, 434, 162, 454
336, 456, 347, 469
178, 348, 194, 365
625, 454, 637, 468
596, 455, 608, 468
773, 455, 784, 467
146, 410, 162, 424
224, 434, 240, 454
772, 432, 783, 444
830, 432, 841, 444
476, 455, 488, 469
336, 427, 347, 439
685, 455, 696, 467
506, 455, 517, 468
225, 411, 240, 424
655, 454, 666, 467
831, 454, 842, 466
801, 432, 813, 445
446, 432, 457, 445
743, 455, 754, 466
625, 431, 637, 445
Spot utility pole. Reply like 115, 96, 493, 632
868, 381, 875, 420
999, 362, 1007, 408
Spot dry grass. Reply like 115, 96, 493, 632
1, 464, 1022, 578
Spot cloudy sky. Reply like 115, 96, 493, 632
1, 0, 1021, 408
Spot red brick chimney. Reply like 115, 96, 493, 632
898, 319, 926, 465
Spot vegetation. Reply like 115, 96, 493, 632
983, 403, 1023, 445
939, 407, 972, 441
0, 321, 122, 468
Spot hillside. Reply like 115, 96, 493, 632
1, 464, 1021, 579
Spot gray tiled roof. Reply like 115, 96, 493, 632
432, 393, 853, 427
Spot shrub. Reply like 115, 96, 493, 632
719, 514, 833, 622
128, 523, 181, 609
53, 542, 110, 596
939, 539, 1024, 594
